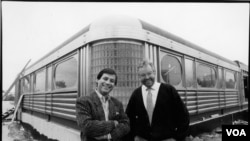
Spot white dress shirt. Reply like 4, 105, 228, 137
95, 89, 112, 140
141, 82, 161, 110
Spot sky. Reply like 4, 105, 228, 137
2, 2, 249, 92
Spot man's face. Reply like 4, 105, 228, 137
138, 65, 155, 88
96, 73, 116, 96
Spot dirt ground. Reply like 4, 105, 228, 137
2, 101, 247, 141
2, 121, 222, 141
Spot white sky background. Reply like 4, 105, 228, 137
2, 2, 249, 92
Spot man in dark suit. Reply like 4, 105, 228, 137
76, 68, 130, 141
125, 59, 189, 141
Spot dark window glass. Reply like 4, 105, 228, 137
218, 68, 223, 88
161, 54, 182, 86
185, 59, 194, 88
197, 64, 216, 88
54, 55, 78, 89
35, 69, 46, 92
225, 70, 236, 89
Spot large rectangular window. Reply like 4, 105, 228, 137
54, 54, 78, 89
34, 69, 46, 92
197, 63, 216, 88
225, 70, 236, 89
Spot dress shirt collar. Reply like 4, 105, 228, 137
142, 81, 160, 92
95, 89, 110, 102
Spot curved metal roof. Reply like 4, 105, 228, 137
88, 15, 237, 66
89, 15, 142, 31
25, 15, 239, 74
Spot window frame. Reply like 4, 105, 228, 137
224, 69, 237, 90
21, 75, 31, 94
217, 67, 224, 89
159, 50, 184, 89
52, 52, 78, 92
46, 65, 52, 92
196, 61, 217, 89
184, 57, 195, 89
34, 68, 46, 93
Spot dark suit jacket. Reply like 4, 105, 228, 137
76, 91, 130, 141
125, 83, 189, 141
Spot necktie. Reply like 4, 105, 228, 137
147, 88, 153, 124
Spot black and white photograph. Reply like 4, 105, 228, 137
2, 2, 249, 141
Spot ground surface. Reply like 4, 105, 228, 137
2, 101, 247, 141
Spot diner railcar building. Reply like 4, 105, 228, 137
14, 16, 248, 141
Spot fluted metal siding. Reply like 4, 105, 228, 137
22, 92, 77, 121
178, 90, 240, 115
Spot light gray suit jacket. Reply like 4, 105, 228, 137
76, 91, 130, 141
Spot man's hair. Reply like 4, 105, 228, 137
137, 58, 156, 72
97, 68, 118, 85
